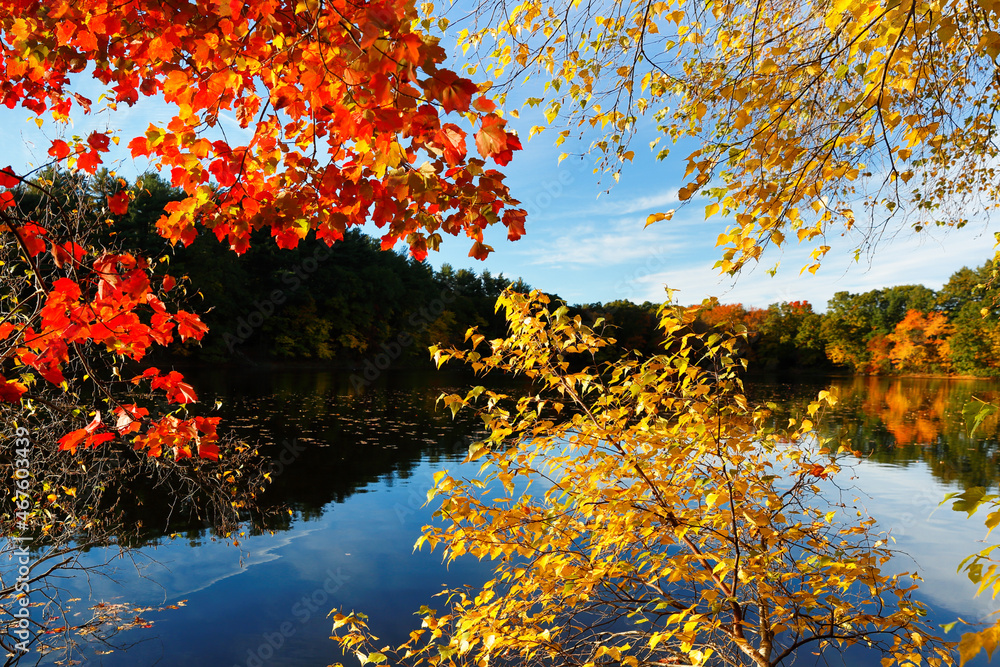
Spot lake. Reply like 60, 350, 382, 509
13, 370, 1000, 666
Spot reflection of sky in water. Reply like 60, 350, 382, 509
784, 457, 998, 666
55, 456, 491, 666
56, 455, 997, 666
853, 461, 998, 621
45, 454, 994, 666
22, 372, 1000, 666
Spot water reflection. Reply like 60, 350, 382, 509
132, 371, 1000, 544
26, 368, 504, 666
751, 375, 1000, 489
159, 368, 498, 539
22, 371, 1000, 665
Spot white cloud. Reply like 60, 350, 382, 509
518, 214, 689, 268
607, 188, 680, 215
622, 221, 998, 309
514, 176, 681, 224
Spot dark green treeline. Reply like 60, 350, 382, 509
30, 171, 998, 374
63, 172, 528, 366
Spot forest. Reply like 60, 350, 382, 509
97, 173, 998, 377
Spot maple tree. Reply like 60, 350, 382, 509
331, 290, 954, 667
0, 0, 527, 455
886, 309, 953, 374
2, 0, 526, 257
0, 0, 525, 658
694, 300, 765, 333
821, 287, 937, 373
1, 168, 220, 462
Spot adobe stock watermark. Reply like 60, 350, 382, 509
266, 439, 307, 478
521, 167, 575, 220
233, 566, 350, 667
349, 286, 460, 391
10, 426, 33, 654
613, 244, 677, 302
223, 243, 333, 353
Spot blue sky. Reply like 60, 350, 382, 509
1, 73, 996, 312
445, 128, 999, 310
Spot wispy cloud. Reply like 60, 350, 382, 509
611, 188, 680, 215
621, 221, 997, 309
521, 186, 681, 224
518, 215, 689, 268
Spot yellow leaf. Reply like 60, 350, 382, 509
645, 210, 674, 227
826, 0, 852, 30
958, 630, 984, 665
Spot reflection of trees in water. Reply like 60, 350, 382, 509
103, 369, 1000, 535
751, 376, 1000, 490
0, 399, 267, 663
179, 368, 507, 533
0, 369, 505, 664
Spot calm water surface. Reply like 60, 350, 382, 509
30, 371, 1000, 665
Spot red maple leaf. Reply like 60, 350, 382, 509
167, 381, 198, 405
17, 223, 47, 257
175, 310, 208, 341
87, 132, 111, 152
427, 70, 477, 114
504, 208, 527, 241
108, 191, 129, 215
0, 376, 27, 403
0, 166, 18, 188
436, 125, 467, 167
58, 429, 87, 454
474, 115, 521, 166
468, 240, 493, 260
48, 140, 71, 159
76, 149, 101, 173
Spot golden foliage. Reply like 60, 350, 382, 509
331, 290, 953, 667
887, 310, 954, 374
433, 0, 1000, 273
